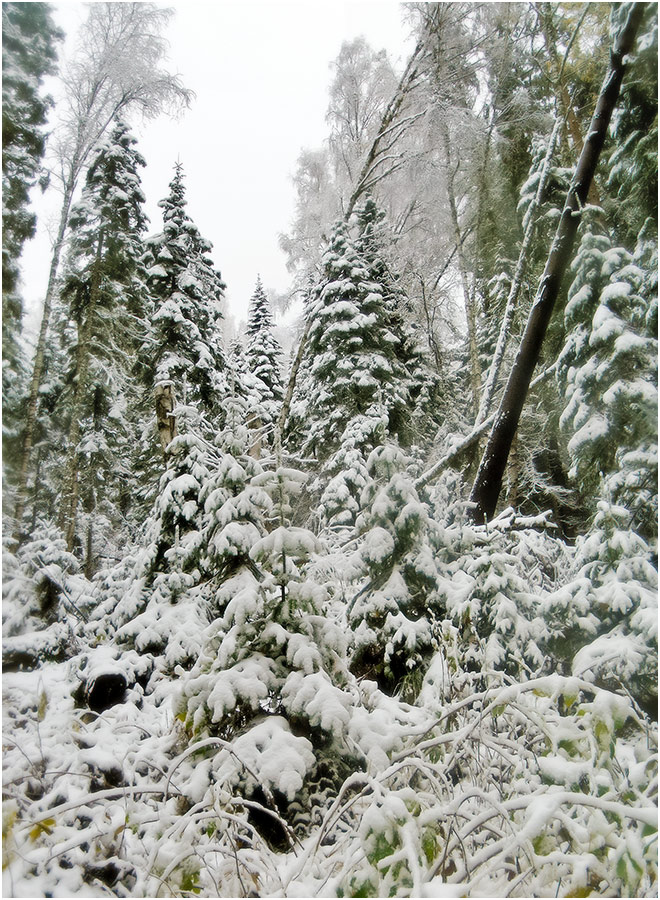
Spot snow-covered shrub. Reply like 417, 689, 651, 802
2, 642, 183, 897
2, 524, 95, 672
291, 675, 657, 899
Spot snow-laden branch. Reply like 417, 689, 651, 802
415, 362, 557, 490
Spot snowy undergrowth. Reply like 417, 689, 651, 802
3, 453, 658, 897
3, 661, 657, 897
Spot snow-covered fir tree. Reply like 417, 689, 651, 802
245, 276, 284, 450
227, 338, 260, 412
558, 219, 658, 542
2, 1, 60, 319
2, 3, 61, 480
542, 496, 657, 718
110, 430, 214, 676
57, 119, 150, 563
292, 208, 415, 531
355, 198, 440, 447
348, 444, 443, 700
143, 162, 228, 429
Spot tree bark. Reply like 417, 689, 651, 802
475, 117, 562, 426
13, 179, 75, 537
469, 3, 645, 524
155, 381, 178, 455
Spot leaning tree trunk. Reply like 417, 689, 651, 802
475, 117, 562, 426
13, 179, 76, 538
469, 3, 646, 525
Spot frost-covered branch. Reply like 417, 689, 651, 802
416, 363, 557, 490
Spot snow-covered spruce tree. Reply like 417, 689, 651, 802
174, 463, 340, 835
227, 338, 260, 412
108, 430, 214, 676
295, 210, 414, 531
2, 521, 92, 671
143, 162, 227, 430
542, 498, 657, 718
171, 460, 427, 849
1, 1, 60, 324
245, 276, 284, 451
558, 219, 658, 542
549, 212, 658, 714
2, 3, 61, 486
606, 1, 657, 251
100, 367, 265, 678
355, 198, 439, 446
443, 508, 562, 680
57, 120, 150, 564
348, 444, 444, 700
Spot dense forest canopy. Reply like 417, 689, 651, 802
2, 2, 658, 897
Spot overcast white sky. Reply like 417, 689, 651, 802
20, 1, 415, 337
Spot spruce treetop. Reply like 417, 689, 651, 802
301, 211, 412, 462
246, 275, 275, 336
64, 119, 149, 321
244, 276, 284, 439
144, 161, 227, 418
2, 2, 62, 295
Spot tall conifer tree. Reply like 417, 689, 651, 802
2, 3, 61, 479
245, 277, 284, 447
144, 163, 227, 429
295, 209, 414, 529
2, 2, 60, 311
58, 120, 149, 559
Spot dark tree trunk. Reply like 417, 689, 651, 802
469, 3, 646, 524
